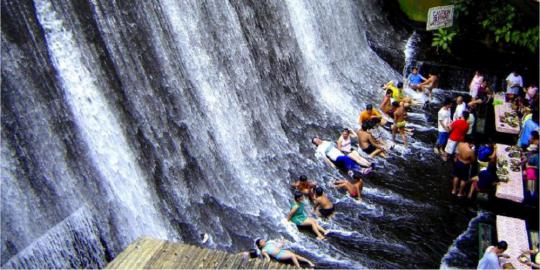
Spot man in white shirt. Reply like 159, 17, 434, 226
506, 70, 523, 96
465, 109, 475, 142
312, 137, 372, 175
435, 98, 452, 156
453, 96, 467, 121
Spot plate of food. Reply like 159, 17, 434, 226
497, 167, 509, 176
518, 254, 530, 264
508, 151, 521, 159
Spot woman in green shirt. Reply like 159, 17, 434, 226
287, 192, 328, 240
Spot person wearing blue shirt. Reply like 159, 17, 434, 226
519, 110, 539, 148
407, 67, 426, 90
477, 241, 509, 270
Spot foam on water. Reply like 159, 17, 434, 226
285, 0, 358, 124
34, 0, 172, 242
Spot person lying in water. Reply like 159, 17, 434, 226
287, 191, 329, 240
291, 175, 316, 202
313, 187, 334, 219
358, 122, 386, 158
334, 172, 364, 201
255, 238, 315, 268
312, 137, 373, 175
336, 129, 372, 167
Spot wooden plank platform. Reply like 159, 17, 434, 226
106, 237, 296, 269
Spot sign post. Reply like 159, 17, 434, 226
426, 5, 454, 31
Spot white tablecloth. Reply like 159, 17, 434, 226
496, 215, 531, 269
495, 143, 524, 203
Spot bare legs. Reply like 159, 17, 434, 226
369, 148, 385, 158
300, 218, 328, 240
451, 177, 467, 196
280, 251, 315, 268
347, 151, 371, 167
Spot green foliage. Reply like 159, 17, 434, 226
480, 4, 538, 52
431, 28, 457, 54
430, 1, 538, 54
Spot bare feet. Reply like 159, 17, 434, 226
316, 235, 325, 240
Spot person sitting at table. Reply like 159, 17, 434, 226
525, 84, 538, 104
477, 241, 510, 270
468, 158, 499, 199
520, 243, 540, 269
518, 110, 539, 149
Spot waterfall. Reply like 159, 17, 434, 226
1, 0, 475, 268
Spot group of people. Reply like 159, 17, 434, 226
245, 68, 538, 268
248, 80, 424, 268
432, 69, 539, 201
478, 241, 540, 269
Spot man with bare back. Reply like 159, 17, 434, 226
452, 142, 476, 197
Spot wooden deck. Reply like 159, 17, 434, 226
106, 237, 296, 269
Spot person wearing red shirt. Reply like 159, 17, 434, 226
444, 111, 470, 158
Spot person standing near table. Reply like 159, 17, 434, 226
435, 98, 452, 158
469, 71, 484, 100
453, 96, 467, 121
506, 70, 524, 98
444, 111, 470, 159
519, 110, 539, 149
478, 241, 510, 270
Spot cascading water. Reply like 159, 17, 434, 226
2, 0, 476, 268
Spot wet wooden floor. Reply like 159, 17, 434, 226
106, 237, 296, 269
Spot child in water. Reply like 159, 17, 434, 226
334, 172, 364, 201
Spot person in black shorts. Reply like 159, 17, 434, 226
313, 187, 334, 218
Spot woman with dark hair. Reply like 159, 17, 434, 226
287, 191, 328, 240
255, 238, 315, 268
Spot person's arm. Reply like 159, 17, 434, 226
380, 97, 387, 111
287, 205, 298, 221
291, 181, 299, 188
490, 145, 497, 161
324, 157, 336, 168
336, 137, 343, 151
333, 180, 346, 187
261, 251, 271, 262
313, 198, 320, 211
368, 134, 381, 149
